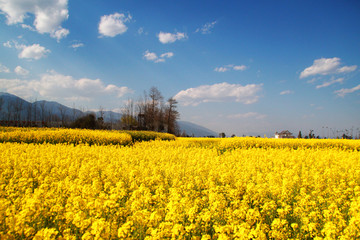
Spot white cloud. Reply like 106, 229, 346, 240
227, 112, 266, 120
233, 65, 247, 71
143, 51, 158, 61
174, 82, 263, 106
316, 77, 344, 89
337, 65, 357, 73
214, 67, 229, 72
334, 84, 360, 97
14, 66, 29, 76
143, 50, 174, 63
300, 57, 357, 78
158, 32, 187, 44
3, 41, 12, 48
71, 42, 84, 49
0, 63, 10, 73
0, 0, 69, 41
160, 52, 174, 58
195, 21, 217, 34
2, 41, 50, 60
215, 64, 247, 72
51, 27, 70, 42
300, 57, 340, 78
18, 44, 50, 60
98, 13, 131, 37
0, 71, 133, 101
280, 90, 294, 95
21, 24, 34, 31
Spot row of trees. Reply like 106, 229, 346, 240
0, 87, 180, 134
72, 86, 180, 134
120, 87, 180, 134
297, 130, 356, 139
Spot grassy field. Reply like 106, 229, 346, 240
0, 127, 359, 239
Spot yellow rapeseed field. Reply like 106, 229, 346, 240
0, 128, 359, 239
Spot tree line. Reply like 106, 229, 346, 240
119, 86, 180, 134
0, 87, 180, 135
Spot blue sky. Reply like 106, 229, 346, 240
1, 0, 359, 137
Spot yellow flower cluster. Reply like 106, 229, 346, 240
0, 127, 176, 145
217, 137, 360, 151
0, 127, 132, 145
122, 130, 176, 142
0, 134, 359, 239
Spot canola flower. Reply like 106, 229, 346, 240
0, 127, 176, 145
0, 130, 359, 239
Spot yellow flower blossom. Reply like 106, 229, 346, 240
0, 128, 359, 239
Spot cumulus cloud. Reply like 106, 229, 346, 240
143, 51, 158, 61
300, 57, 357, 79
18, 44, 50, 60
0, 63, 10, 73
195, 21, 217, 34
0, 71, 132, 101
2, 40, 49, 59
98, 13, 132, 37
334, 84, 360, 97
51, 28, 70, 42
14, 66, 29, 76
174, 82, 263, 106
158, 32, 187, 44
215, 64, 247, 72
0, 0, 69, 41
316, 77, 344, 89
280, 90, 294, 95
227, 112, 266, 120
143, 50, 174, 63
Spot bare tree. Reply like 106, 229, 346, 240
147, 87, 163, 131
40, 101, 47, 123
58, 105, 67, 127
13, 98, 23, 124
136, 95, 147, 130
165, 97, 180, 134
98, 106, 105, 120
47, 107, 54, 123
33, 98, 38, 122
121, 99, 137, 129
26, 98, 33, 124
72, 103, 78, 122
97, 106, 105, 128
0, 97, 3, 120
7, 100, 13, 122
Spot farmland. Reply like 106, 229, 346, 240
0, 128, 359, 239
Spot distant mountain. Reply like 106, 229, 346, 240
0, 92, 218, 136
34, 100, 83, 120
177, 121, 218, 137
0, 92, 32, 119
0, 92, 83, 123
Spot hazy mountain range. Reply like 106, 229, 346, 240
0, 92, 218, 137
